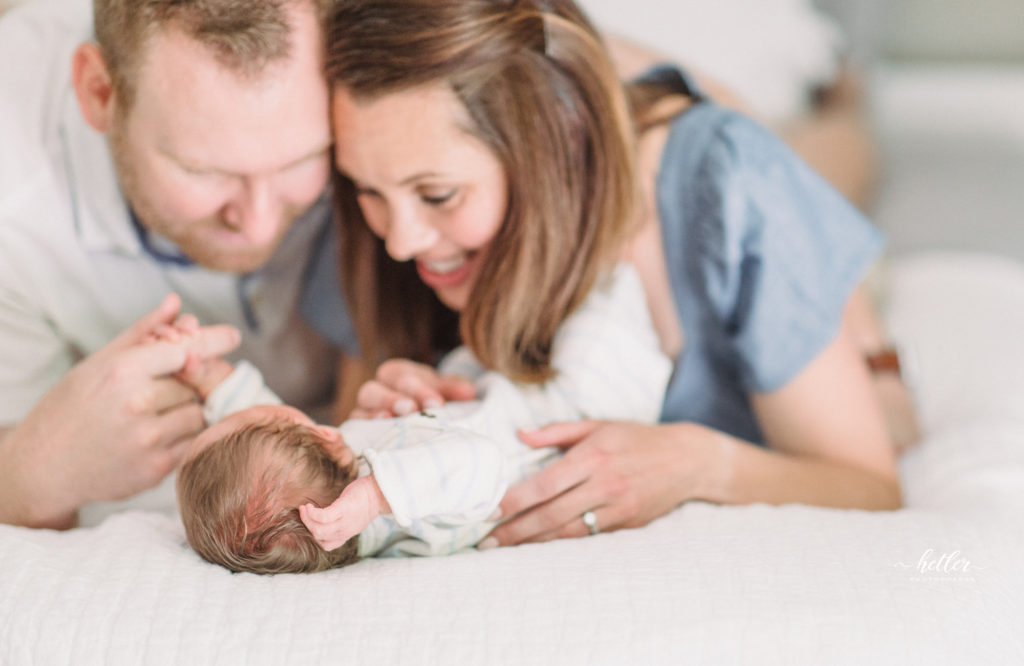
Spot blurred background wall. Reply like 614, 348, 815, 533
582, 0, 1024, 262
817, 0, 1024, 261
3, 0, 1022, 260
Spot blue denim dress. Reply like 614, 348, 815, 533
302, 66, 883, 446
639, 66, 884, 444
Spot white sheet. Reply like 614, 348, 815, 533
2, 252, 1023, 665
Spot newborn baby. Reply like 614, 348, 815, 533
174, 265, 671, 574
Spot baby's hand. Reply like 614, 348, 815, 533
146, 314, 237, 399
299, 476, 392, 551
351, 358, 476, 419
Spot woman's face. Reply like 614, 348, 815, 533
332, 83, 509, 311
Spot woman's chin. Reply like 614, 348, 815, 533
434, 285, 469, 312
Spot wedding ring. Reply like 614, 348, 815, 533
581, 510, 599, 535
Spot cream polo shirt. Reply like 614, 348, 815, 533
0, 0, 338, 425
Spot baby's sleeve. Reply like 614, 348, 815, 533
502, 264, 673, 425
363, 426, 506, 529
202, 361, 283, 424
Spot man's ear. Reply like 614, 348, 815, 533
71, 42, 117, 133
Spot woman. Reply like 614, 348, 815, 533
306, 0, 915, 549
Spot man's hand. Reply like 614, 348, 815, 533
147, 314, 235, 400
0, 294, 239, 529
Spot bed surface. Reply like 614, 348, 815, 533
2, 252, 1023, 665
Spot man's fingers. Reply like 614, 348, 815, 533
151, 377, 199, 413
152, 402, 205, 449
518, 420, 601, 449
108, 293, 182, 351
119, 340, 191, 377
165, 434, 197, 471
188, 325, 241, 360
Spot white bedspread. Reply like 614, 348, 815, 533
2, 252, 1023, 665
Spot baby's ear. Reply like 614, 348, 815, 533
315, 426, 354, 465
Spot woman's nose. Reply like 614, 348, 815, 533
385, 208, 441, 261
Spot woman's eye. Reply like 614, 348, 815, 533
422, 189, 457, 206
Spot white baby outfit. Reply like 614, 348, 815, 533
203, 264, 672, 556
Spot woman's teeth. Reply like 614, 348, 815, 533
425, 256, 467, 274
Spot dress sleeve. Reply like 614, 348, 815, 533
689, 111, 884, 393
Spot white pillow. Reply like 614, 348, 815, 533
580, 0, 846, 124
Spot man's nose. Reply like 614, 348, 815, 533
222, 178, 283, 244
385, 207, 440, 261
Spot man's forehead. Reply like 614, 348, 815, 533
127, 15, 331, 174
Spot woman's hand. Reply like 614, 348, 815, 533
481, 420, 719, 548
350, 358, 476, 419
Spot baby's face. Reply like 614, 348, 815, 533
187, 404, 354, 466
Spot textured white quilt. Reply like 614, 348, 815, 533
2, 252, 1023, 665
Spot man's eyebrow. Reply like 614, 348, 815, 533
281, 141, 333, 171
163, 140, 332, 176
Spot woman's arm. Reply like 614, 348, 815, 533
707, 304, 901, 509
484, 300, 901, 547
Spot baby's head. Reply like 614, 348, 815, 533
177, 405, 359, 574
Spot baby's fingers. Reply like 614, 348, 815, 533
299, 504, 352, 551
172, 314, 200, 335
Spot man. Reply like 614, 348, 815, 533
0, 0, 340, 529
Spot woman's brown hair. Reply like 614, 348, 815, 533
326, 0, 641, 382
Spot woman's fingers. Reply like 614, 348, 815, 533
392, 374, 445, 411
518, 420, 602, 449
356, 381, 415, 415
489, 478, 607, 546
376, 360, 446, 407
496, 448, 594, 527
521, 503, 623, 544
355, 359, 477, 417
436, 375, 477, 401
